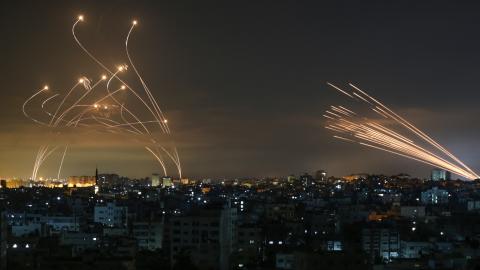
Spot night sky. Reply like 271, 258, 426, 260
1, 1, 480, 179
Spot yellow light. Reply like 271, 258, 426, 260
78, 15, 84, 21
43, 85, 49, 90
163, 119, 168, 123
132, 20, 138, 25
79, 78, 84, 83
101, 75, 107, 80
94, 104, 98, 108
118, 66, 124, 71
104, 105, 108, 109
121, 85, 126, 90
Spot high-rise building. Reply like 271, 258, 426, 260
235, 224, 263, 267
162, 176, 173, 188
431, 169, 451, 181
151, 173, 160, 187
169, 202, 237, 270
94, 167, 99, 194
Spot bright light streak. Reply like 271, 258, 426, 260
325, 83, 479, 180
24, 14, 183, 180
326, 82, 354, 99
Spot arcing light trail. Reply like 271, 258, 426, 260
23, 15, 181, 181
325, 83, 479, 180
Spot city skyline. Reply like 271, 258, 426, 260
2, 1, 480, 179
3, 2, 480, 270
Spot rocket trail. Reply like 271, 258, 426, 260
57, 145, 68, 180
24, 15, 183, 180
350, 83, 478, 178
327, 82, 354, 99
325, 82, 479, 180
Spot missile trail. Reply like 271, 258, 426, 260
24, 15, 183, 180
325, 82, 479, 180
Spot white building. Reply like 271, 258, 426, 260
421, 187, 449, 204
94, 202, 127, 227
431, 169, 451, 181
327, 240, 343, 251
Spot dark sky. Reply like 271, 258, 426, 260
1, 0, 480, 179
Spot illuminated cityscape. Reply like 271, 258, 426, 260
2, 1, 480, 270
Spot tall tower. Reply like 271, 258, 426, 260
95, 166, 99, 185
94, 166, 99, 194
